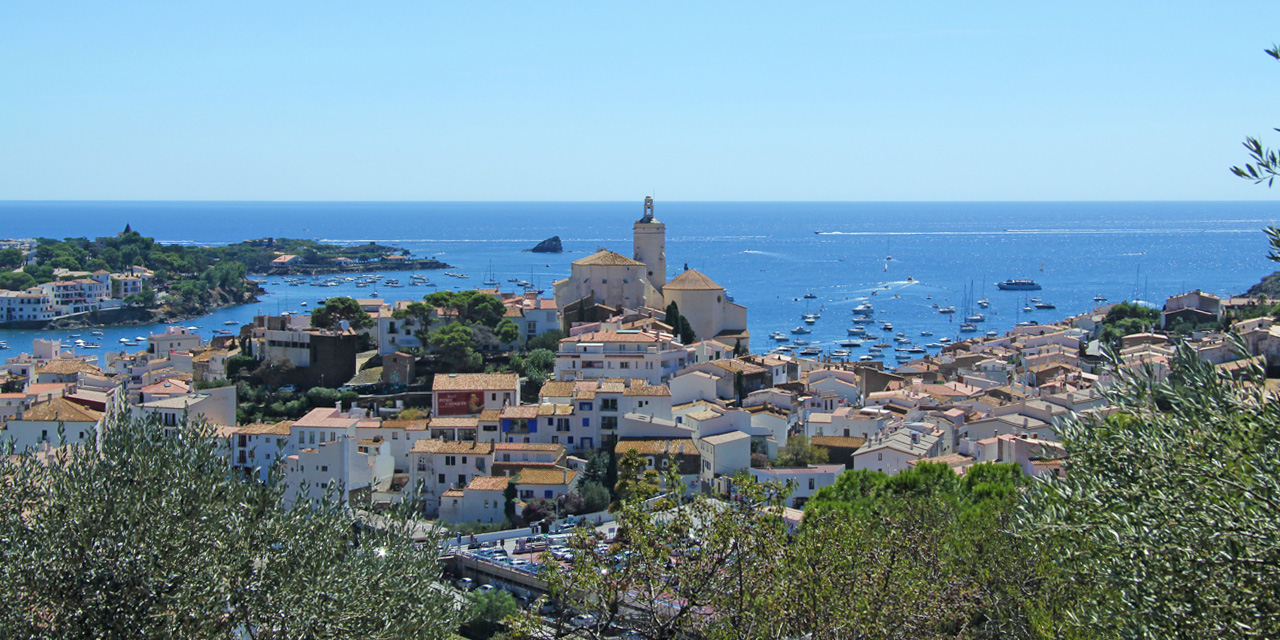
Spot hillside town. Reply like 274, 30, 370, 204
4, 205, 1279, 636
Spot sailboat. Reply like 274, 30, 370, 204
482, 260, 499, 286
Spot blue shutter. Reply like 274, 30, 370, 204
528, 419, 537, 433
502, 419, 511, 433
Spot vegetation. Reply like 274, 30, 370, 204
311, 296, 375, 331
234, 381, 357, 424
1098, 301, 1160, 345
0, 406, 459, 639
463, 589, 520, 640
772, 434, 828, 468
664, 301, 696, 344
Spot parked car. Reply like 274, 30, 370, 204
477, 584, 496, 593
454, 578, 475, 591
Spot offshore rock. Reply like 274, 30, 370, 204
529, 236, 563, 253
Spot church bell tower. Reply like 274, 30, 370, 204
633, 196, 667, 289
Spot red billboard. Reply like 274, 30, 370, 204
437, 390, 484, 416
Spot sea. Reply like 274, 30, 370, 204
1, 200, 1277, 365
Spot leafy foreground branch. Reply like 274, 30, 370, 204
0, 408, 460, 640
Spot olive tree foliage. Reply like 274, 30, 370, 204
516, 467, 1041, 640
1231, 44, 1280, 260
0, 405, 460, 640
1020, 341, 1280, 638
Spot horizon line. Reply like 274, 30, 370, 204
1, 198, 1277, 205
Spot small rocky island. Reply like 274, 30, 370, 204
528, 236, 563, 253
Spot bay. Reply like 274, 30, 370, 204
0, 200, 1276, 365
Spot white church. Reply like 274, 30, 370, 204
553, 197, 749, 349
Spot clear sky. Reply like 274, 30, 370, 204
3, 2, 1280, 201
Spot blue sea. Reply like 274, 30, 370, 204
1, 201, 1276, 364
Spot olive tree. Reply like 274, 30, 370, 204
0, 406, 461, 640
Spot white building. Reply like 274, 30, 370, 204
555, 329, 689, 384
2, 397, 102, 451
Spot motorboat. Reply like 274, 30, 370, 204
960, 323, 978, 333
964, 313, 985, 323
939, 306, 956, 314
926, 342, 944, 348
791, 326, 811, 335
831, 349, 851, 358
920, 330, 934, 337
800, 346, 821, 356
852, 303, 874, 315
803, 315, 817, 325
839, 339, 862, 347
880, 323, 894, 331
996, 279, 1041, 290
977, 298, 990, 308
939, 337, 951, 343
986, 331, 999, 338
1034, 301, 1056, 310
804, 293, 817, 299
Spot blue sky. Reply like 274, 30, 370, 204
3, 2, 1280, 201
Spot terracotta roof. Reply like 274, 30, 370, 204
466, 476, 511, 491
501, 406, 539, 419
662, 269, 723, 291
428, 416, 479, 428
514, 467, 578, 485
477, 409, 502, 422
623, 384, 670, 397
294, 407, 359, 429
377, 419, 429, 431
811, 436, 867, 449
572, 249, 645, 267
20, 397, 102, 423
34, 360, 102, 376
537, 403, 574, 416
442, 489, 465, 497
494, 442, 564, 452
539, 381, 577, 398
230, 421, 294, 436
433, 373, 518, 391
563, 331, 666, 344
615, 438, 700, 456
140, 379, 191, 395
411, 439, 493, 454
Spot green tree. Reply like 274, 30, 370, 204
525, 329, 565, 352
0, 248, 23, 269
0, 407, 460, 639
0, 271, 35, 291
503, 481, 518, 525
774, 434, 829, 468
495, 318, 521, 345
1022, 338, 1280, 638
311, 296, 373, 331
429, 322, 483, 372
613, 449, 661, 504
577, 481, 610, 514
464, 589, 520, 639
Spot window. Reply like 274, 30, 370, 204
619, 362, 630, 369
490, 393, 496, 401
556, 419, 569, 432
321, 465, 329, 473
458, 474, 466, 486
551, 436, 559, 444
601, 416, 618, 430
462, 456, 467, 464
438, 473, 446, 484
600, 398, 617, 412
808, 478, 815, 490
877, 452, 883, 461
545, 490, 554, 499
417, 459, 426, 471
309, 432, 316, 445
445, 455, 456, 466
582, 418, 590, 427
392, 432, 398, 440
